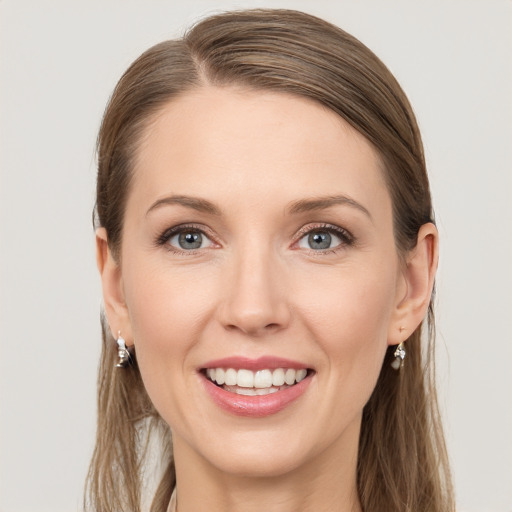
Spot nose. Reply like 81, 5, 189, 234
217, 246, 291, 337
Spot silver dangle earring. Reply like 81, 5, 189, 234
391, 341, 406, 370
116, 331, 131, 368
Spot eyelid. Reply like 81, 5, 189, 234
292, 222, 355, 252
155, 222, 354, 254
155, 223, 220, 252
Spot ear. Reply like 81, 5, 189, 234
96, 228, 133, 346
388, 223, 439, 346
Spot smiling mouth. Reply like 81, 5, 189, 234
203, 367, 311, 396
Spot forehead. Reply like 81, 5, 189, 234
131, 86, 389, 215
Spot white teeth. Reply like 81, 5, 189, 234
206, 367, 309, 391
224, 386, 282, 396
235, 387, 258, 396
284, 368, 296, 385
254, 369, 273, 388
272, 368, 285, 386
215, 368, 225, 385
236, 369, 254, 388
224, 368, 237, 386
296, 369, 307, 382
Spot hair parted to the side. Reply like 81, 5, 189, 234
87, 9, 453, 512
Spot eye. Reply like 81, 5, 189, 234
168, 229, 213, 250
156, 225, 216, 252
168, 231, 209, 251
296, 225, 354, 252
298, 230, 340, 250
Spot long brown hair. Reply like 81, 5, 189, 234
87, 9, 453, 512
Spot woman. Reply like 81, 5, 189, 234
87, 9, 453, 512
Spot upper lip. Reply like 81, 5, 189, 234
201, 356, 310, 371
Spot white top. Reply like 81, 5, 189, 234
166, 488, 177, 512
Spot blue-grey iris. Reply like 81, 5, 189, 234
179, 232, 202, 249
309, 232, 331, 249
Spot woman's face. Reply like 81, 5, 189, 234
112, 87, 408, 477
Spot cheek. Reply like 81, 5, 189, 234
125, 260, 214, 345
293, 263, 396, 368
121, 261, 218, 404
276, 263, 398, 447
121, 263, 222, 432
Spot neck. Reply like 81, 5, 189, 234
171, 420, 363, 512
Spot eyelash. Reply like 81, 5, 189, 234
155, 223, 218, 255
294, 223, 355, 255
155, 222, 355, 255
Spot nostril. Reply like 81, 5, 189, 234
224, 320, 284, 336
217, 291, 291, 336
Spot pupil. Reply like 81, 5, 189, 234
309, 232, 331, 250
179, 231, 202, 249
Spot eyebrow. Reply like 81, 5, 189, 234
146, 193, 371, 220
146, 195, 221, 216
287, 195, 372, 220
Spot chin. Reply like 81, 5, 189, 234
207, 446, 309, 479
184, 422, 330, 480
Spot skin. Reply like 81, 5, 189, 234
97, 86, 438, 512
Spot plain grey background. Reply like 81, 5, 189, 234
1, 1, 511, 511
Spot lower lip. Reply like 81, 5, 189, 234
201, 373, 312, 417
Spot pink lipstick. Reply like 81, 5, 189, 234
200, 356, 313, 417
